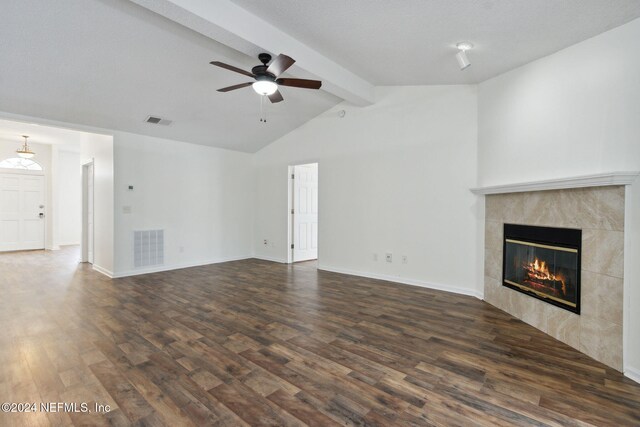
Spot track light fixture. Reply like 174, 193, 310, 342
456, 42, 473, 70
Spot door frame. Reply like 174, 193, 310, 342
81, 160, 94, 263
0, 169, 46, 252
286, 162, 319, 264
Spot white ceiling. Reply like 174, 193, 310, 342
0, 0, 341, 153
229, 0, 640, 85
0, 118, 92, 153
2, 1, 639, 153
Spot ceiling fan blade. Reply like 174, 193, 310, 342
276, 78, 322, 90
266, 54, 295, 77
210, 61, 255, 78
268, 89, 284, 103
217, 82, 253, 92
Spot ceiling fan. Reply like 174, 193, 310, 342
210, 53, 322, 103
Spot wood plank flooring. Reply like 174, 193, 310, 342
1, 246, 639, 426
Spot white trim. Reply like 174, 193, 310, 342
253, 255, 288, 264
318, 264, 483, 299
92, 264, 114, 278
287, 165, 294, 264
470, 171, 639, 195
624, 366, 640, 384
624, 186, 632, 383
58, 241, 81, 247
0, 168, 45, 176
81, 160, 94, 264
112, 255, 252, 278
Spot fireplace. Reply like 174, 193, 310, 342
503, 224, 581, 313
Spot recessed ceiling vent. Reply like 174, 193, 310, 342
144, 115, 172, 126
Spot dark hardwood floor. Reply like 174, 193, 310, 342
1, 247, 639, 426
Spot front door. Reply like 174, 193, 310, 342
293, 163, 318, 262
0, 173, 45, 251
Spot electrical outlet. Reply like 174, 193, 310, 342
402, 255, 408, 264
263, 239, 268, 245
373, 253, 378, 261
385, 253, 392, 263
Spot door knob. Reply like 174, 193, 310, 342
39, 213, 44, 218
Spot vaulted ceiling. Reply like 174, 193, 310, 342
0, 0, 341, 152
229, 0, 640, 85
1, 0, 639, 152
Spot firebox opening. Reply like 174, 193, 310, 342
503, 224, 581, 314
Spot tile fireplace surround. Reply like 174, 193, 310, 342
483, 185, 625, 370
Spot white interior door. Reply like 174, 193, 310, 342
83, 163, 94, 264
0, 173, 45, 251
293, 163, 318, 262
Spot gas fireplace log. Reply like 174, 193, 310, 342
524, 275, 566, 295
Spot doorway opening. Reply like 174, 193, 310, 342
0, 116, 110, 276
287, 163, 318, 263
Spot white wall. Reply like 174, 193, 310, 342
477, 18, 640, 378
112, 132, 254, 276
254, 85, 482, 297
56, 150, 81, 245
0, 113, 253, 279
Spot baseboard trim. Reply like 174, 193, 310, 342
98, 257, 483, 300
92, 264, 114, 278
625, 366, 640, 384
252, 255, 288, 264
318, 264, 483, 299
112, 255, 252, 278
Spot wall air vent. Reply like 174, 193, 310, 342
144, 115, 172, 126
134, 229, 164, 268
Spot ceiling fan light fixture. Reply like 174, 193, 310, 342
252, 80, 278, 96
211, 53, 321, 106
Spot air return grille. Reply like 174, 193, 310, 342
134, 230, 164, 268
144, 115, 172, 126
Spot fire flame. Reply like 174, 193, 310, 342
524, 257, 567, 295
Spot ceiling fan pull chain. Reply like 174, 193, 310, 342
259, 94, 268, 123
259, 94, 264, 122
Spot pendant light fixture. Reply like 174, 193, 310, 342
16, 135, 35, 159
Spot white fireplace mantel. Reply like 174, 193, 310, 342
470, 171, 640, 195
